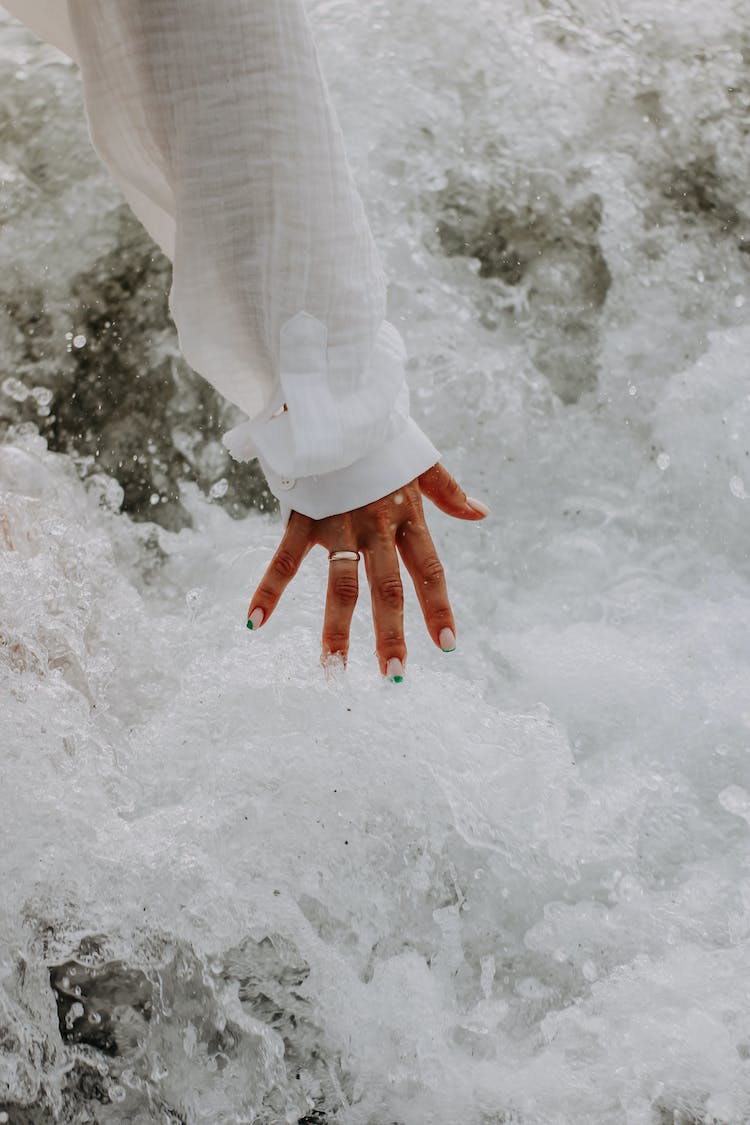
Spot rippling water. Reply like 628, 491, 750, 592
2, 2, 750, 1122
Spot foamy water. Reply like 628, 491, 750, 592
2, 2, 750, 1122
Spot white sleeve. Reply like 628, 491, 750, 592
4, 0, 439, 519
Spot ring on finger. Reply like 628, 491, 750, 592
328, 550, 360, 563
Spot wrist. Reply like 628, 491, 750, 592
259, 418, 440, 523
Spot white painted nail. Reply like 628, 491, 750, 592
439, 628, 456, 652
385, 658, 405, 682
246, 607, 264, 630
466, 496, 491, 517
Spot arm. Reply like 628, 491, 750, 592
63, 0, 440, 520
8, 0, 488, 675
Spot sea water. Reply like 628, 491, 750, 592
1, 1, 750, 1122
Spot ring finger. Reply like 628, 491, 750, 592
322, 548, 360, 664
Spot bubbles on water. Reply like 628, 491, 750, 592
4, 3, 750, 1123
72, 333, 87, 349
1, 376, 29, 402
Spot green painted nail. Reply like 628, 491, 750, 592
439, 628, 456, 652
392, 674, 404, 683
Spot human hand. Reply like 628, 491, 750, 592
246, 464, 489, 680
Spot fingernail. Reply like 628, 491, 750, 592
246, 608, 264, 630
386, 658, 405, 683
439, 628, 456, 652
466, 496, 491, 517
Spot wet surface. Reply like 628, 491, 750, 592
2, 1, 750, 1122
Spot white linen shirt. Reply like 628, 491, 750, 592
3, 0, 440, 519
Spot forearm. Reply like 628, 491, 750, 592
12, 0, 440, 513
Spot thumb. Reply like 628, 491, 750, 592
417, 464, 490, 521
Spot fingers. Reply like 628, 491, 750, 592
363, 536, 406, 679
418, 464, 490, 521
247, 514, 312, 628
397, 518, 456, 652
322, 555, 359, 664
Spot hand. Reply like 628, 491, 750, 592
246, 464, 489, 679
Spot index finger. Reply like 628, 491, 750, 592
418, 464, 489, 520
247, 515, 312, 629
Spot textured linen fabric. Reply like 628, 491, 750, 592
3, 0, 439, 518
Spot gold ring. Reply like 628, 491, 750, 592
328, 550, 360, 563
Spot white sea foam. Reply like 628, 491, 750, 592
2, 2, 750, 1122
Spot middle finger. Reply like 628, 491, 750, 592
363, 535, 406, 679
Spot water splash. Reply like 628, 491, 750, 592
2, 1, 750, 1122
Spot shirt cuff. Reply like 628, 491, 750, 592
231, 417, 440, 523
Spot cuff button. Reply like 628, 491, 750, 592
279, 476, 296, 491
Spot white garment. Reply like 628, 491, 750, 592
3, 0, 439, 518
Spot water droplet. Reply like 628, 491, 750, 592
734, 294, 745, 309
729, 476, 747, 500
656, 452, 671, 471
208, 477, 228, 500
628, 384, 638, 397
72, 334, 87, 349
149, 493, 161, 506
